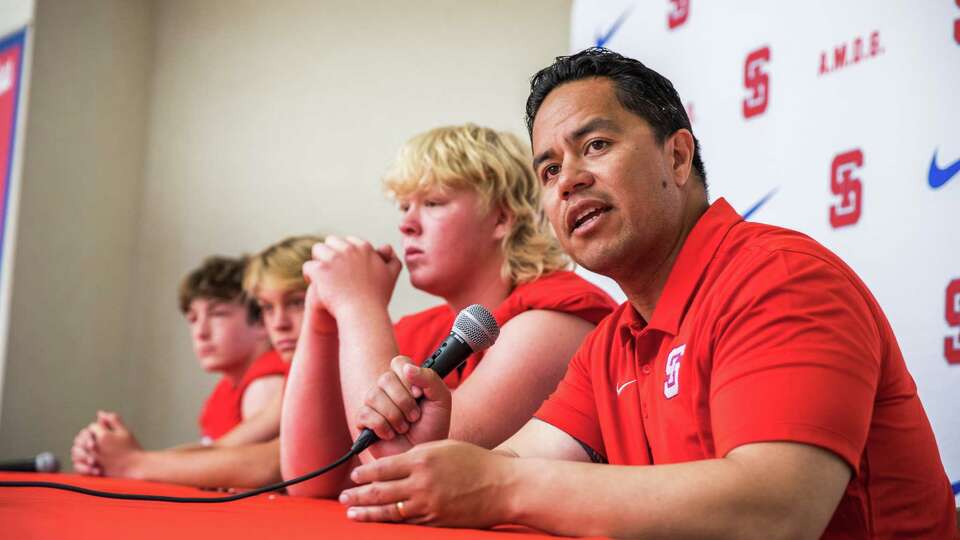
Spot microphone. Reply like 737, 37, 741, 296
351, 304, 500, 453
0, 452, 60, 473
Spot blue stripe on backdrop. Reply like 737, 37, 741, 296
594, 7, 633, 48
741, 188, 779, 221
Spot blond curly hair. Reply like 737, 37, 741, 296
383, 124, 568, 285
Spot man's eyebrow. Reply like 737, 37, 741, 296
532, 118, 621, 171
571, 117, 620, 141
532, 149, 555, 172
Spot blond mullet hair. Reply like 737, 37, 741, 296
243, 235, 324, 297
383, 124, 568, 285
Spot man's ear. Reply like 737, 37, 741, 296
667, 129, 695, 187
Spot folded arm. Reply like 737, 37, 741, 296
279, 295, 355, 497
280, 236, 401, 498
77, 411, 283, 488
116, 439, 283, 489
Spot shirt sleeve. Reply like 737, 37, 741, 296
506, 271, 617, 327
709, 249, 883, 471
534, 332, 606, 460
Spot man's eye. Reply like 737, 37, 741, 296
543, 164, 560, 181
588, 140, 608, 152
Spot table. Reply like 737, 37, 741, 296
0, 472, 586, 539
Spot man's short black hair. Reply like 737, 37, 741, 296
525, 47, 707, 185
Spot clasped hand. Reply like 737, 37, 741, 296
70, 411, 143, 477
301, 236, 402, 327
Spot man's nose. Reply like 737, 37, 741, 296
557, 162, 595, 200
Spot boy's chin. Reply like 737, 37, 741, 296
198, 358, 231, 372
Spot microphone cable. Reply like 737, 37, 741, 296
0, 303, 500, 504
0, 437, 365, 503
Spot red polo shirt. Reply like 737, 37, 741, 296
535, 199, 956, 539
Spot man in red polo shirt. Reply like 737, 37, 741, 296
337, 49, 957, 539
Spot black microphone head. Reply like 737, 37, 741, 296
35, 451, 59, 473
452, 304, 499, 351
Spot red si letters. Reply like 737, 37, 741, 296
946, 279, 960, 365
829, 149, 864, 228
743, 47, 770, 119
954, 0, 959, 44
668, 0, 690, 29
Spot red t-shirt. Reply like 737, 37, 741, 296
393, 270, 617, 389
535, 199, 956, 539
198, 349, 289, 441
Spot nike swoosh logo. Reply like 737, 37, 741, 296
928, 150, 960, 189
741, 187, 779, 220
616, 379, 637, 396
594, 7, 633, 48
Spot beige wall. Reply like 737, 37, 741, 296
1, 0, 571, 460
0, 0, 153, 459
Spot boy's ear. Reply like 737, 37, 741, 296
492, 207, 515, 242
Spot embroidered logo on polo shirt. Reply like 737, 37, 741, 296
616, 379, 637, 396
664, 344, 686, 399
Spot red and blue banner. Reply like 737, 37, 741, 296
0, 28, 25, 273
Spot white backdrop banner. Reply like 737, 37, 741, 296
570, 0, 960, 500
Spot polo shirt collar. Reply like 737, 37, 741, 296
623, 197, 743, 337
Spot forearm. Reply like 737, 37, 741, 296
166, 442, 207, 452
126, 440, 282, 489
501, 457, 814, 540
280, 312, 356, 497
335, 301, 399, 435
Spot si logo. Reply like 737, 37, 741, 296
743, 46, 771, 119
955, 0, 959, 45
946, 279, 960, 365
664, 344, 685, 399
667, 0, 690, 30
829, 149, 864, 228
